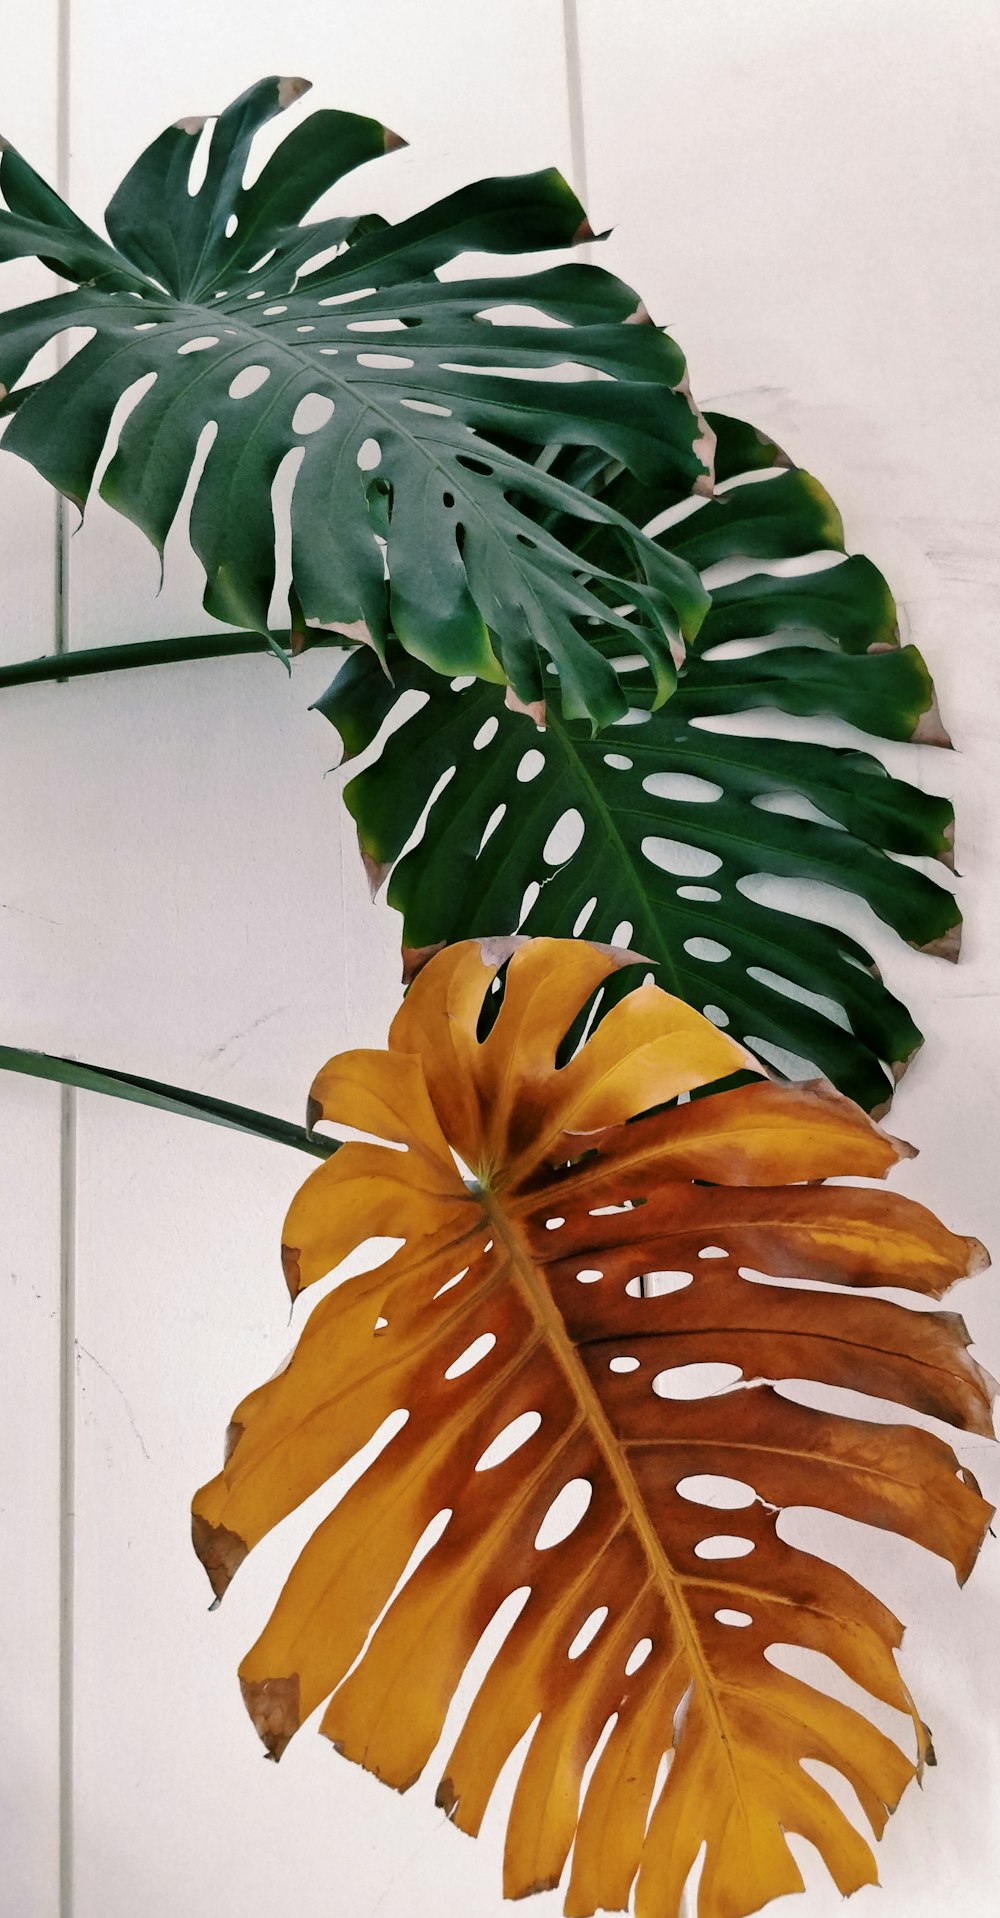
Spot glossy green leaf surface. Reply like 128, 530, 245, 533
0, 76, 712, 727
318, 417, 958, 1112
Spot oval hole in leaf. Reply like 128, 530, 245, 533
678, 885, 721, 903
576, 1268, 603, 1284
292, 392, 335, 435
474, 717, 499, 749
444, 1331, 496, 1380
609, 1355, 640, 1373
715, 1609, 753, 1628
642, 771, 723, 803
432, 1266, 468, 1300
568, 1605, 608, 1660
517, 748, 546, 784
229, 364, 270, 399
677, 1474, 756, 1510
356, 351, 416, 370
543, 808, 585, 866
604, 752, 633, 771
654, 1363, 743, 1400
534, 1477, 593, 1551
611, 919, 633, 947
356, 437, 382, 471
478, 804, 506, 854
695, 1536, 756, 1560
644, 838, 722, 880
684, 936, 730, 963
642, 1271, 693, 1296
573, 896, 598, 936
703, 1004, 730, 1027
625, 1636, 653, 1675
744, 1033, 821, 1080
698, 1246, 728, 1260
177, 335, 220, 354
545, 1217, 565, 1231
475, 1410, 542, 1473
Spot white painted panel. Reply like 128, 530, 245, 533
0, 10, 63, 1916
576, 2, 1000, 1914
0, 1079, 62, 1918
61, 5, 574, 1916
0, 0, 58, 666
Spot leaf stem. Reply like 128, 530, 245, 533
0, 1045, 336, 1158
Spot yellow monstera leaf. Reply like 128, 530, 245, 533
193, 937, 993, 1918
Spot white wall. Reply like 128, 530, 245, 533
0, 4, 998, 1916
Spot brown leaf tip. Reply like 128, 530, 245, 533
241, 1672, 301, 1760
223, 1420, 244, 1464
572, 217, 596, 245
402, 941, 446, 985
277, 77, 312, 110
917, 922, 962, 964
281, 1242, 303, 1298
436, 1776, 459, 1818
191, 1511, 248, 1601
383, 127, 408, 153
306, 1094, 324, 1138
504, 683, 546, 728
913, 691, 953, 749
964, 1236, 991, 1277
361, 843, 392, 899
173, 115, 207, 137
625, 301, 653, 325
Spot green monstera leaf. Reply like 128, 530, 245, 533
0, 75, 712, 727
318, 415, 958, 1113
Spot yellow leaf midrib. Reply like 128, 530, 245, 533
484, 1188, 751, 1824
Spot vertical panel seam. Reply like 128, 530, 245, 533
58, 1084, 76, 1918
56, 7, 75, 1918
561, 0, 591, 213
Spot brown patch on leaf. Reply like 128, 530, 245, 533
320, 616, 378, 649
504, 683, 546, 727
673, 369, 716, 496
913, 693, 953, 749
436, 1776, 458, 1817
963, 1238, 991, 1279
917, 922, 962, 963
402, 941, 446, 985
241, 1672, 301, 1759
223, 1421, 243, 1464
361, 841, 392, 899
173, 115, 207, 136
383, 127, 408, 153
572, 217, 596, 245
891, 1038, 923, 1085
798, 1077, 916, 1167
281, 1242, 303, 1298
191, 1511, 248, 1600
306, 1094, 323, 1137
277, 77, 311, 110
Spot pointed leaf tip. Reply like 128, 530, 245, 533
918, 923, 962, 963
913, 693, 953, 749
277, 77, 311, 110
383, 127, 408, 153
281, 1242, 302, 1298
191, 1511, 248, 1600
241, 1673, 301, 1759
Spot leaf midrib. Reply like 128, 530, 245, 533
487, 1189, 750, 1820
